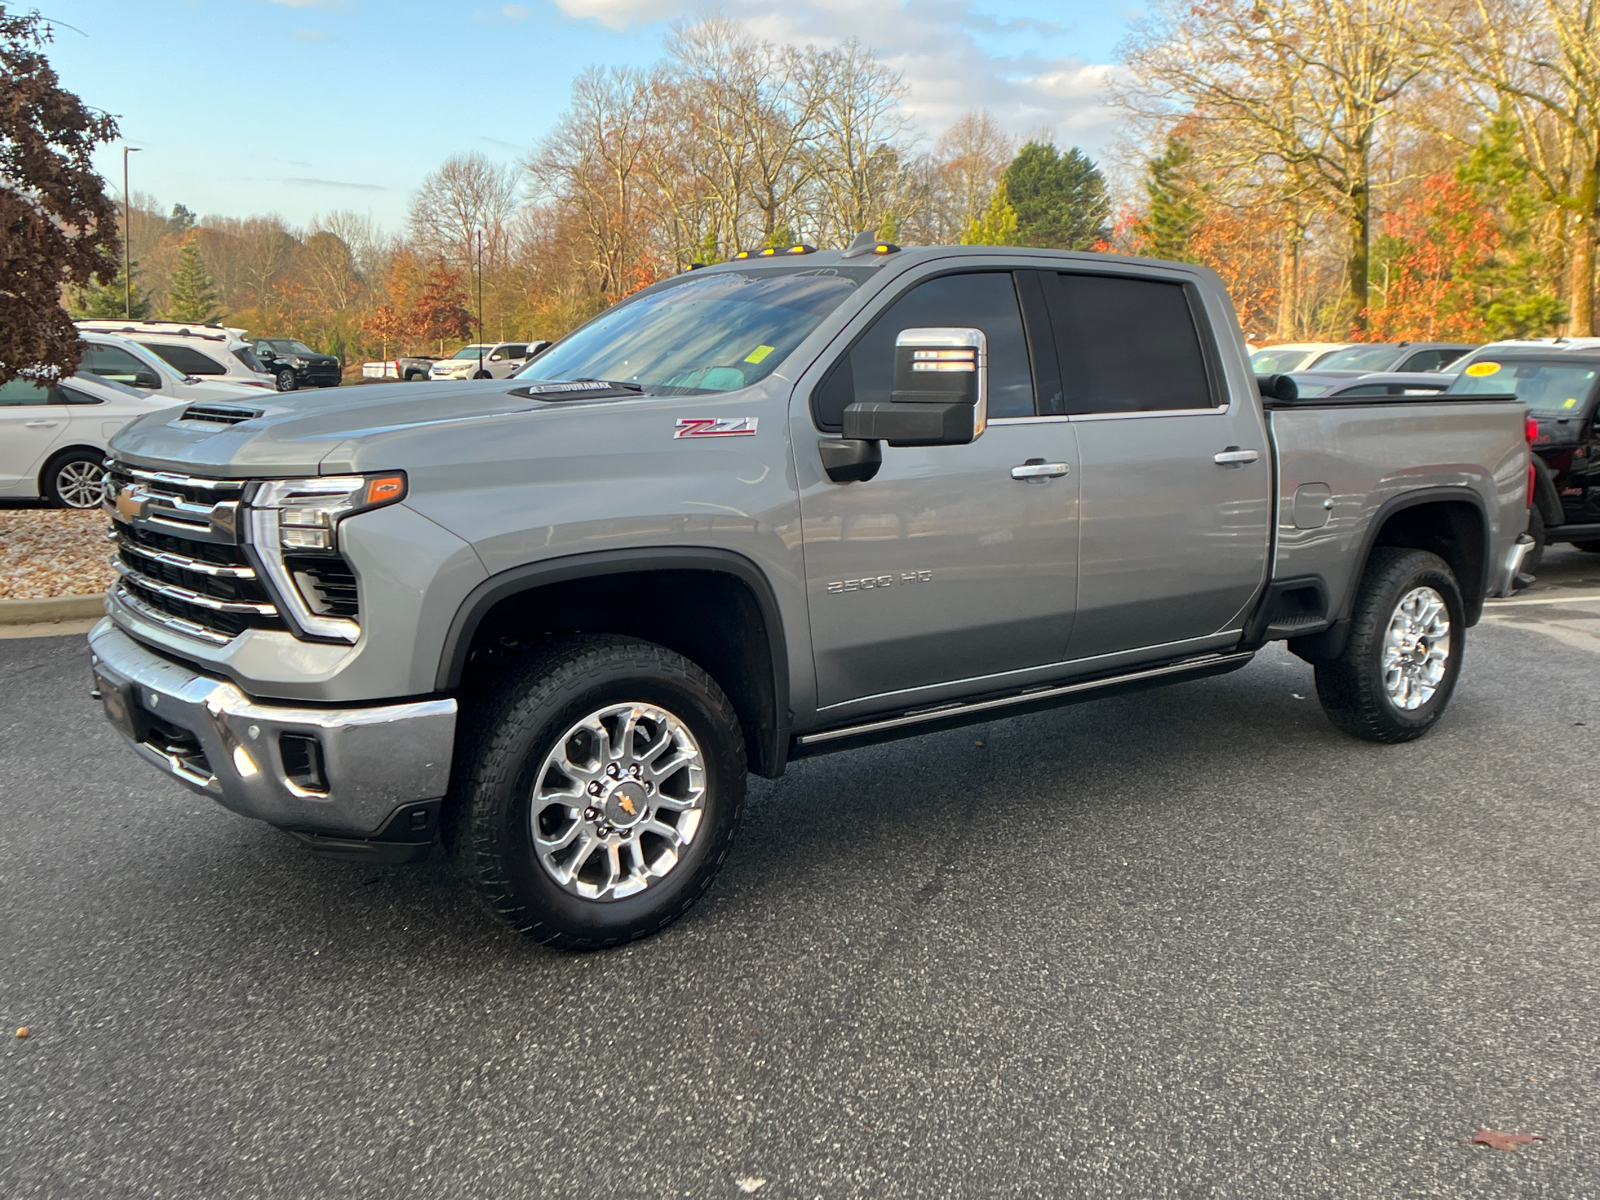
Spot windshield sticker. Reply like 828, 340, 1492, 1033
1465, 361, 1501, 377
675, 417, 759, 438
744, 345, 775, 364
1565, 398, 1579, 407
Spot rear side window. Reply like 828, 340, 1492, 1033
504, 344, 529, 358
812, 271, 1036, 430
0, 378, 64, 405
233, 347, 265, 372
1041, 273, 1215, 414
147, 342, 226, 375
1398, 350, 1442, 372
81, 343, 152, 384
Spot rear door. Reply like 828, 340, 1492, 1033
1034, 268, 1271, 663
0, 379, 76, 494
795, 267, 1081, 711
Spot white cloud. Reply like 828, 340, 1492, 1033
546, 0, 1122, 150
290, 26, 331, 41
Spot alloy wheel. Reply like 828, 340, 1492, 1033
1381, 586, 1451, 710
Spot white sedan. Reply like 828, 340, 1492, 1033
0, 374, 178, 508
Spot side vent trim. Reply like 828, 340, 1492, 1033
181, 405, 261, 425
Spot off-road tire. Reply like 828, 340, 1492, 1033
1525, 507, 1546, 573
1314, 548, 1465, 743
450, 634, 746, 949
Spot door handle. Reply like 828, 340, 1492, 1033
1011, 461, 1070, 481
1213, 447, 1259, 466
24, 420, 60, 428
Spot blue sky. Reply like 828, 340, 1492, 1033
45, 0, 1141, 233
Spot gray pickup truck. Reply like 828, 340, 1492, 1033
90, 245, 1534, 948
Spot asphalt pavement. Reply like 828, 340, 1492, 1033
3, 551, 1598, 1199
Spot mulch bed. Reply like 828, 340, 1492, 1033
0, 508, 117, 599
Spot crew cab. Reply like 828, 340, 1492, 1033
89, 244, 1532, 949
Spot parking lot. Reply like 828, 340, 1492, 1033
2, 550, 1597, 1199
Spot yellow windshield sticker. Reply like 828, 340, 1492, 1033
1565, 397, 1579, 407
1465, 361, 1500, 377
744, 345, 775, 364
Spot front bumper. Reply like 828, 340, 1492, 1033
88, 620, 457, 839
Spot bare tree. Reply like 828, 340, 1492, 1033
807, 39, 918, 246
930, 110, 1017, 240
1119, 0, 1448, 327
410, 151, 520, 271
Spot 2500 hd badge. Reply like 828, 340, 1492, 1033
827, 569, 934, 593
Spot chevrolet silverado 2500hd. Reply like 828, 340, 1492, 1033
90, 245, 1534, 948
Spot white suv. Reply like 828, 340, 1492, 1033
76, 333, 271, 406
428, 341, 549, 381
75, 320, 276, 390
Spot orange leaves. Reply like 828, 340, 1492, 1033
1361, 173, 1499, 342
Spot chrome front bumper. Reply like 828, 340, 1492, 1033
88, 620, 456, 837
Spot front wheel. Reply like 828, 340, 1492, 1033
1314, 548, 1465, 743
451, 635, 747, 948
275, 368, 299, 392
472, 369, 492, 379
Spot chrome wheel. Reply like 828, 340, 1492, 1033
1381, 586, 1451, 710
54, 459, 106, 508
530, 702, 706, 901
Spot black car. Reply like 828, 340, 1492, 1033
1448, 348, 1600, 568
254, 338, 342, 391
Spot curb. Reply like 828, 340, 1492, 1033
0, 593, 107, 625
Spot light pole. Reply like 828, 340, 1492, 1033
121, 146, 141, 318
475, 229, 485, 376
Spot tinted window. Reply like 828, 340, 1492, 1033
57, 384, 103, 405
0, 379, 64, 406
1398, 350, 1441, 372
1042, 273, 1213, 414
148, 343, 225, 375
503, 344, 529, 358
812, 271, 1035, 430
81, 343, 153, 385
233, 347, 265, 371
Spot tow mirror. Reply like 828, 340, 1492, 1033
842, 328, 987, 447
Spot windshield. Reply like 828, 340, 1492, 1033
1251, 348, 1317, 373
1448, 359, 1598, 414
514, 267, 870, 395
450, 345, 490, 359
1314, 344, 1402, 371
271, 340, 316, 356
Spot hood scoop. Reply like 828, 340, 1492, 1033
180, 403, 262, 425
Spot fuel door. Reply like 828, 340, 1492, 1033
1292, 483, 1334, 529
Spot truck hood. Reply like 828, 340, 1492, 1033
107, 379, 550, 476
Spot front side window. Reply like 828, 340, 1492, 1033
1042, 273, 1214, 414
80, 343, 151, 385
450, 345, 490, 360
148, 343, 225, 375
519, 266, 873, 396
1250, 348, 1315, 374
1397, 349, 1443, 372
811, 271, 1036, 430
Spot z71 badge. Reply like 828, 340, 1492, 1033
675, 417, 759, 438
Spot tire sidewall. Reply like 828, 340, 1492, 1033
276, 368, 299, 391
473, 655, 744, 945
43, 451, 105, 508
1364, 555, 1466, 735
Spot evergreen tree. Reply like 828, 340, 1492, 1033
1137, 137, 1204, 262
695, 229, 722, 265
1456, 112, 1566, 338
69, 260, 151, 318
165, 238, 220, 323
961, 181, 1020, 246
875, 211, 898, 245
168, 203, 195, 235
1001, 142, 1110, 250
763, 223, 798, 250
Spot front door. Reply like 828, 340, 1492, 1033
796, 269, 1081, 711
1034, 269, 1272, 662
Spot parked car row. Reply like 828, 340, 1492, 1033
1251, 341, 1477, 375
360, 341, 552, 382
75, 321, 346, 393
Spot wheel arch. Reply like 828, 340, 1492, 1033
439, 548, 790, 778
37, 442, 109, 495
1351, 488, 1490, 624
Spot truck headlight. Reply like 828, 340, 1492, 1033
244, 473, 406, 642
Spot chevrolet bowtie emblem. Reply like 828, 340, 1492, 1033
618, 795, 637, 816
114, 486, 144, 524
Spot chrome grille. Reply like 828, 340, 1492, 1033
105, 462, 285, 644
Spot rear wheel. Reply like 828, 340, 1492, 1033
472, 369, 492, 379
451, 634, 747, 948
275, 368, 298, 391
41, 449, 106, 509
1314, 548, 1465, 743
